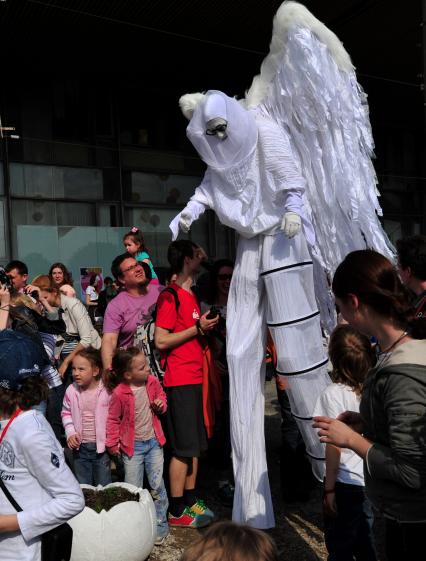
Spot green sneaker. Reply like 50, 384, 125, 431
189, 499, 215, 520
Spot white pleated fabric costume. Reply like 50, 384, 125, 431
170, 1, 394, 529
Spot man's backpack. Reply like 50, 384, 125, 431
133, 287, 179, 382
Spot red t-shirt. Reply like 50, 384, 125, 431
155, 283, 203, 387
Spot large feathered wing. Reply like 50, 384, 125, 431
245, 1, 394, 328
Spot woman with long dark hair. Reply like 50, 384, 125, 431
313, 250, 426, 560
49, 263, 76, 298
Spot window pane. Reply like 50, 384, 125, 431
98, 204, 118, 227
12, 200, 95, 227
129, 172, 200, 204
10, 163, 103, 200
11, 163, 54, 197
0, 200, 7, 259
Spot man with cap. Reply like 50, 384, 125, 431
0, 330, 84, 561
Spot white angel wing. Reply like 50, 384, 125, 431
245, 1, 395, 282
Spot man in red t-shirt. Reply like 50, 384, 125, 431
155, 240, 218, 528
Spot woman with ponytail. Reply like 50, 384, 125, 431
314, 250, 426, 561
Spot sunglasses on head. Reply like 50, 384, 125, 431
218, 274, 232, 281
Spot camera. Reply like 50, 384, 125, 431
0, 267, 12, 290
30, 289, 39, 301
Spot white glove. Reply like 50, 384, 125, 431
281, 212, 302, 239
169, 200, 207, 241
179, 211, 192, 233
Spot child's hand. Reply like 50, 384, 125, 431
323, 491, 337, 517
67, 433, 81, 450
107, 445, 120, 456
151, 399, 165, 414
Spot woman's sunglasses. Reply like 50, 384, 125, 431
218, 274, 232, 281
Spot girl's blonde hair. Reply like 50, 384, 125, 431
328, 325, 376, 394
179, 521, 278, 561
74, 347, 103, 378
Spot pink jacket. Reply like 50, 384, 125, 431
106, 376, 167, 457
61, 381, 111, 453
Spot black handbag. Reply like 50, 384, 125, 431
0, 477, 73, 561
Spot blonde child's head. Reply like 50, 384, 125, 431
123, 227, 146, 257
72, 347, 102, 390
179, 521, 279, 561
107, 347, 150, 389
328, 325, 376, 394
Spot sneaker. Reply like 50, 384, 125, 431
168, 506, 211, 528
154, 535, 166, 545
154, 527, 169, 545
189, 499, 215, 520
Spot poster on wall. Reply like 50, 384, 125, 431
80, 267, 103, 301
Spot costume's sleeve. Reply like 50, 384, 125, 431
105, 390, 122, 453
17, 432, 84, 541
155, 291, 178, 332
169, 171, 212, 240
61, 386, 77, 439
365, 372, 426, 489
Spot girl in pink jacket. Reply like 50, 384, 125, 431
106, 347, 169, 544
61, 347, 111, 486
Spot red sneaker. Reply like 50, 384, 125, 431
168, 506, 211, 528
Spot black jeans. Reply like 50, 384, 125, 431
324, 482, 376, 561
46, 384, 66, 443
385, 518, 426, 561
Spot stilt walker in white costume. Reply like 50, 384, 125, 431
170, 1, 394, 529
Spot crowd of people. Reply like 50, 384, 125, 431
1, 229, 426, 561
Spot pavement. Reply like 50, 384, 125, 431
149, 379, 329, 561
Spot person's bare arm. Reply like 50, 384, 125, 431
101, 332, 119, 370
155, 311, 218, 351
323, 444, 341, 516
0, 514, 19, 532
0, 285, 10, 330
58, 342, 85, 379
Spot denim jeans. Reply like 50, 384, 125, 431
122, 439, 169, 539
324, 481, 376, 561
73, 442, 112, 486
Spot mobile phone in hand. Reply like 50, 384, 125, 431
206, 306, 219, 320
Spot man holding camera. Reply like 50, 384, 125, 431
155, 240, 218, 529
4, 260, 29, 292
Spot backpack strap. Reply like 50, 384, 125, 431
162, 287, 180, 312
0, 477, 22, 512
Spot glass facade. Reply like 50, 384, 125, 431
0, 73, 424, 282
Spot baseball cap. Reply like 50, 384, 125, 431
0, 329, 47, 391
